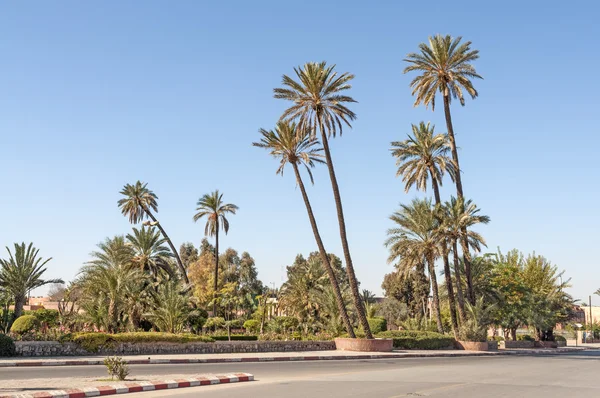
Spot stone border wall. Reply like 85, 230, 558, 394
15, 340, 336, 357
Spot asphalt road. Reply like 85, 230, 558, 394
2, 350, 600, 397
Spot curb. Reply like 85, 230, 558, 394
0, 348, 583, 368
0, 373, 253, 398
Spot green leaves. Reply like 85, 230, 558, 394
117, 181, 158, 224
193, 190, 238, 237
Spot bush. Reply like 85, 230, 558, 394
104, 356, 129, 381
377, 330, 455, 350
367, 317, 387, 334
204, 317, 225, 330
488, 336, 505, 342
554, 335, 566, 342
266, 316, 299, 334
188, 314, 207, 333
27, 309, 59, 328
243, 319, 260, 334
212, 335, 258, 341
517, 334, 534, 341
69, 332, 215, 353
10, 315, 39, 335
0, 334, 16, 357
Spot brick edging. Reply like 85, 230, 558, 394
0, 348, 583, 368
0, 373, 253, 398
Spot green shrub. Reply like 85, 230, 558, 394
488, 336, 504, 341
367, 317, 387, 334
212, 335, 258, 341
70, 332, 215, 353
377, 330, 455, 350
188, 314, 207, 333
27, 309, 59, 328
204, 317, 225, 330
0, 334, 16, 357
243, 319, 260, 334
517, 334, 534, 341
104, 356, 129, 381
554, 335, 566, 342
267, 316, 299, 334
10, 315, 39, 335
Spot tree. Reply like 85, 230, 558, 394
382, 270, 429, 320
118, 181, 188, 283
274, 62, 372, 338
404, 35, 483, 302
0, 243, 63, 318
179, 243, 199, 270
193, 190, 238, 315
145, 280, 192, 333
440, 197, 490, 305
126, 226, 174, 279
391, 121, 459, 334
386, 199, 444, 333
253, 121, 355, 337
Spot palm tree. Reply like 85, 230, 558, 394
145, 279, 192, 333
596, 288, 600, 297
274, 61, 373, 338
118, 181, 188, 283
193, 190, 238, 316
391, 122, 459, 333
404, 36, 482, 302
403, 34, 482, 199
253, 121, 355, 337
0, 243, 63, 318
386, 199, 444, 333
126, 226, 174, 279
440, 197, 490, 306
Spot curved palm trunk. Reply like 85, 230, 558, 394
292, 163, 355, 337
430, 171, 458, 336
452, 241, 467, 322
319, 127, 373, 339
427, 255, 443, 333
213, 220, 219, 316
144, 209, 189, 284
443, 94, 473, 304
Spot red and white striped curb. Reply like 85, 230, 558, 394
0, 347, 583, 368
0, 373, 253, 398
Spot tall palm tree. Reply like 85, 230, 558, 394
403, 34, 482, 199
385, 199, 444, 333
193, 190, 238, 315
440, 197, 490, 306
118, 181, 188, 283
274, 62, 373, 338
253, 121, 355, 337
0, 243, 63, 318
391, 122, 459, 335
404, 35, 482, 302
126, 226, 174, 279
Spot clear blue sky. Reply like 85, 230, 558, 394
1, 1, 598, 304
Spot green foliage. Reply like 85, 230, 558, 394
10, 315, 39, 335
458, 297, 495, 342
212, 335, 258, 341
103, 356, 130, 381
367, 317, 387, 334
204, 317, 226, 330
267, 316, 299, 334
0, 334, 16, 357
377, 330, 455, 350
188, 314, 207, 334
488, 336, 505, 342
27, 309, 59, 328
554, 335, 566, 342
144, 280, 192, 333
243, 319, 260, 333
69, 332, 214, 353
517, 334, 534, 341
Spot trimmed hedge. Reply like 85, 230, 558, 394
25, 309, 59, 327
68, 332, 215, 353
377, 330, 455, 350
0, 334, 16, 357
517, 334, 534, 341
367, 317, 387, 334
10, 315, 39, 335
212, 335, 258, 341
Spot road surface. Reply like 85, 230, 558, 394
2, 350, 599, 397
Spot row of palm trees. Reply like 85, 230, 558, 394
254, 34, 483, 338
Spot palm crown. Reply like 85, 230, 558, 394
118, 181, 158, 224
439, 197, 490, 252
193, 190, 239, 237
126, 226, 173, 277
274, 61, 357, 138
404, 34, 482, 110
253, 121, 325, 184
391, 122, 456, 193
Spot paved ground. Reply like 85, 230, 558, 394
2, 350, 599, 397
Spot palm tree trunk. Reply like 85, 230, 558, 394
213, 220, 219, 316
292, 163, 355, 338
452, 241, 467, 322
430, 171, 458, 336
427, 255, 443, 333
13, 294, 26, 319
443, 94, 473, 304
144, 209, 189, 284
319, 125, 373, 339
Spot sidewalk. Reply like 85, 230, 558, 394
0, 347, 586, 367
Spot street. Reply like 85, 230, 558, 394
2, 350, 599, 397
